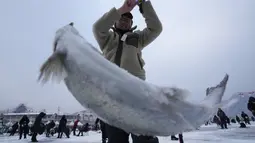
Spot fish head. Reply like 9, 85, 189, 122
53, 22, 81, 52
40, 22, 102, 83
38, 22, 82, 84
53, 22, 101, 55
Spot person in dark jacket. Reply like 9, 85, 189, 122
46, 120, 56, 137
217, 108, 228, 129
247, 96, 255, 116
31, 112, 46, 142
9, 122, 19, 136
57, 115, 69, 138
236, 115, 240, 123
171, 135, 178, 141
251, 116, 255, 121
178, 134, 184, 143
95, 118, 107, 143
72, 119, 79, 136
226, 116, 230, 125
213, 115, 220, 126
77, 123, 89, 136
241, 111, 250, 124
19, 115, 30, 139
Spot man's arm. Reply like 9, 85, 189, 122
223, 111, 227, 118
137, 1, 163, 49
92, 8, 121, 51
19, 118, 23, 125
216, 111, 220, 117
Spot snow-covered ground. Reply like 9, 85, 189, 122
1, 122, 255, 143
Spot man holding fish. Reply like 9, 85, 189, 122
93, 0, 162, 142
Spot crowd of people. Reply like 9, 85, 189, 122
210, 108, 254, 129
3, 112, 184, 143
207, 96, 255, 130
7, 112, 91, 142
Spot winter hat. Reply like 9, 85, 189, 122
121, 12, 133, 19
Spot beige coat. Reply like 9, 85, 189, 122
93, 1, 162, 80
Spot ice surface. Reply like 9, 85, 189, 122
1, 122, 254, 143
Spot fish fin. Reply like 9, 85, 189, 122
206, 74, 229, 97
38, 51, 67, 84
201, 74, 229, 107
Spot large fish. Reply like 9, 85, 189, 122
38, 23, 229, 136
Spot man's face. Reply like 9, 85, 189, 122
116, 16, 132, 30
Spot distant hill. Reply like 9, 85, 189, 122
1, 103, 34, 113
222, 91, 255, 117
13, 104, 33, 113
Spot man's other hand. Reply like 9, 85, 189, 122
118, 0, 137, 15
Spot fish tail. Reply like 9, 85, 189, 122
202, 74, 229, 107
38, 51, 67, 84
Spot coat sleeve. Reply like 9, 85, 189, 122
27, 118, 30, 124
136, 1, 163, 50
19, 118, 23, 125
93, 7, 121, 51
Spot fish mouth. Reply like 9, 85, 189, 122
53, 22, 74, 51
69, 22, 74, 26
53, 39, 59, 52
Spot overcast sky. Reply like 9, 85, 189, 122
0, 0, 254, 113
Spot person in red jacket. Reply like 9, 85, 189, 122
73, 119, 79, 136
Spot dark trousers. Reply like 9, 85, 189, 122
244, 118, 250, 124
9, 128, 17, 136
100, 122, 107, 143
46, 128, 54, 137
31, 132, 38, 142
77, 131, 84, 136
19, 127, 27, 139
178, 134, 184, 143
106, 123, 159, 143
73, 127, 76, 135
9, 132, 15, 136
58, 131, 70, 138
46, 129, 50, 137
57, 128, 70, 138
220, 118, 227, 129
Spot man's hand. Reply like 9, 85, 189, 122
117, 0, 137, 15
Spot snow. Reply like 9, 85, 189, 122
1, 122, 255, 143
5, 122, 13, 127
77, 122, 83, 126
69, 121, 74, 126
222, 92, 255, 117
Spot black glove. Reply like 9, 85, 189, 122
137, 0, 145, 14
